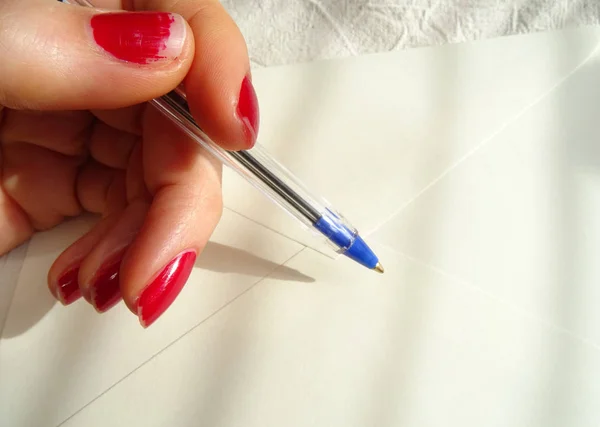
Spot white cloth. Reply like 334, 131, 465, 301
222, 0, 600, 68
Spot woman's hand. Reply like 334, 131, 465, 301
0, 0, 259, 326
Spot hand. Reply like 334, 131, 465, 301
0, 0, 259, 327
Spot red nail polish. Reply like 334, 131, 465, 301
137, 250, 196, 327
90, 12, 186, 64
237, 76, 260, 147
90, 256, 123, 313
56, 267, 82, 305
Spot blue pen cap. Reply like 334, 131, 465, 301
314, 210, 379, 269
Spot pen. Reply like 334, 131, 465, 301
65, 0, 384, 273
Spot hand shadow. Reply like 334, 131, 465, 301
2, 239, 313, 339
1, 258, 58, 340
2, 216, 95, 340
195, 241, 314, 283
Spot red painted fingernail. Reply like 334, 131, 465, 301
56, 267, 82, 305
90, 12, 186, 64
90, 255, 123, 313
137, 250, 196, 328
237, 76, 260, 148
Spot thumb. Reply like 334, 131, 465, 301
0, 1, 193, 110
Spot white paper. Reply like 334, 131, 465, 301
372, 42, 600, 347
0, 210, 303, 426
223, 27, 600, 253
2, 27, 600, 427
62, 245, 600, 427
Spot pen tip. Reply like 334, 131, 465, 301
373, 262, 384, 274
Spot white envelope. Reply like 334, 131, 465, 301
2, 27, 600, 427
223, 26, 600, 252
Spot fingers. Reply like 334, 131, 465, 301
1, 139, 83, 230
118, 107, 223, 327
79, 201, 150, 311
48, 131, 146, 309
40, 0, 249, 327
0, 0, 193, 110
0, 185, 33, 255
48, 156, 144, 309
88, 122, 138, 169
0, 110, 94, 156
76, 161, 128, 215
132, 0, 260, 150
0, 109, 92, 254
48, 213, 121, 304
49, 109, 222, 325
90, 0, 260, 149
91, 105, 146, 136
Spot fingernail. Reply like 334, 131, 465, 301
89, 254, 123, 313
137, 250, 196, 328
237, 76, 260, 148
56, 267, 82, 305
90, 12, 186, 64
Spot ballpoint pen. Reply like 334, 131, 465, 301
64, 0, 384, 273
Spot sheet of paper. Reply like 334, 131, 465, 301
372, 41, 600, 347
2, 27, 600, 427
61, 245, 600, 427
222, 27, 600, 253
0, 210, 303, 427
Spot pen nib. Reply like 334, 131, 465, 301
373, 262, 384, 274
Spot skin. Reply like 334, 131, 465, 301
0, 0, 252, 318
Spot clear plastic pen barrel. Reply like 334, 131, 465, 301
152, 89, 380, 270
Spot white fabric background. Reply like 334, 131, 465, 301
1, 0, 600, 330
222, 0, 600, 68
